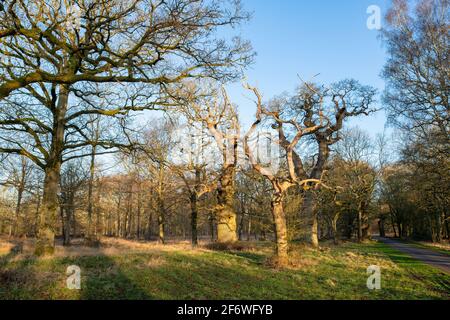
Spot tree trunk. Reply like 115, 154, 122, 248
35, 162, 62, 255
146, 207, 153, 240
439, 211, 446, 241
300, 140, 329, 248
12, 183, 24, 237
156, 168, 166, 244
95, 178, 101, 238
158, 213, 165, 244
332, 212, 340, 245
136, 191, 142, 239
12, 157, 28, 237
156, 193, 166, 244
238, 213, 245, 241
116, 195, 121, 237
271, 191, 288, 266
35, 84, 69, 255
378, 217, 386, 237
190, 193, 198, 247
86, 146, 99, 247
444, 213, 450, 240
397, 222, 402, 239
390, 214, 398, 238
122, 208, 128, 238
302, 190, 319, 248
34, 192, 41, 237
357, 208, 363, 242
209, 213, 215, 242
71, 205, 77, 239
216, 168, 238, 243
247, 216, 252, 242
126, 188, 133, 238
61, 205, 71, 246
86, 145, 98, 244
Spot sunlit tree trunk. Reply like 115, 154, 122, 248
158, 212, 165, 244
156, 177, 166, 244
332, 212, 341, 245
216, 167, 238, 243
271, 190, 288, 266
35, 84, 69, 256
153, 164, 166, 244
156, 193, 166, 244
357, 205, 363, 242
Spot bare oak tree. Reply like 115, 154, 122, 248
243, 84, 327, 266
286, 80, 377, 247
175, 83, 240, 243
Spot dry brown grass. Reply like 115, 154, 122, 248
203, 241, 256, 252
0, 238, 14, 256
146, 256, 167, 268
0, 236, 218, 261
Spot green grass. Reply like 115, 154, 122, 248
407, 241, 450, 257
0, 241, 448, 300
373, 243, 450, 297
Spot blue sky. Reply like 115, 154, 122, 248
228, 0, 391, 137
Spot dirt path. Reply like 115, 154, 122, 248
377, 237, 450, 274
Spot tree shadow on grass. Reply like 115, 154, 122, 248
1, 242, 153, 300
143, 251, 295, 300
0, 243, 40, 299
385, 251, 422, 266
225, 251, 267, 265
72, 252, 263, 300
63, 253, 154, 300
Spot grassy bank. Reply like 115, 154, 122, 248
409, 241, 450, 257
0, 239, 448, 300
